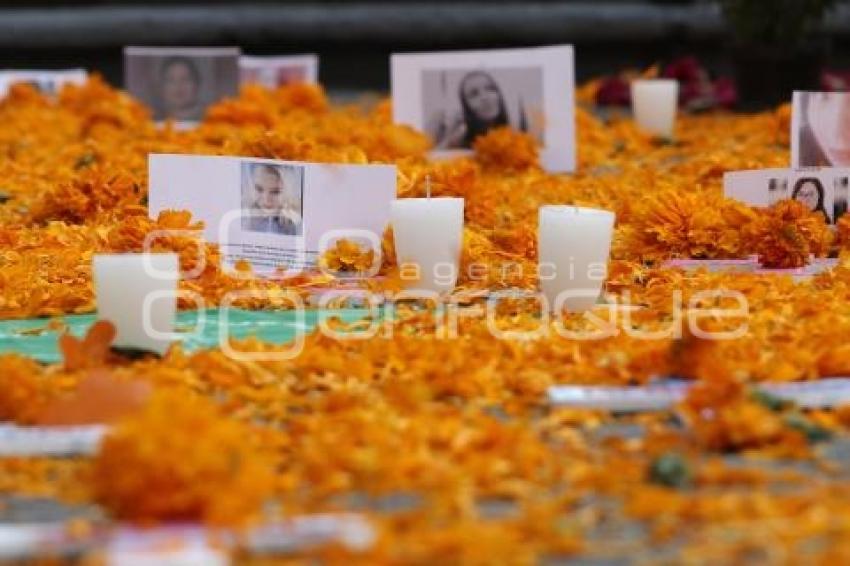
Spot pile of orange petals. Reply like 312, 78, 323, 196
91, 391, 275, 525
472, 126, 541, 173
1, 77, 850, 563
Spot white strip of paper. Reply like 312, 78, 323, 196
0, 523, 70, 560
0, 424, 108, 457
548, 378, 850, 412
106, 514, 375, 564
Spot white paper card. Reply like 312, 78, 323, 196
107, 527, 228, 566
723, 167, 849, 224
548, 382, 689, 412
391, 45, 576, 172
106, 514, 374, 564
791, 91, 850, 168
148, 154, 396, 273
0, 523, 79, 561
0, 424, 108, 457
245, 514, 375, 553
0, 69, 87, 98
661, 258, 758, 273
548, 378, 850, 412
239, 55, 319, 87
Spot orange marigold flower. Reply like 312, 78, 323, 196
754, 199, 833, 269
615, 191, 755, 263
2, 82, 50, 108
32, 166, 143, 224
679, 379, 798, 453
91, 392, 275, 525
774, 103, 792, 147
204, 85, 277, 128
398, 158, 480, 199
58, 75, 150, 133
836, 214, 850, 249
319, 238, 376, 274
0, 354, 50, 423
274, 82, 329, 113
490, 225, 537, 260
473, 127, 540, 173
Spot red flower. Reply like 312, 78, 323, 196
821, 69, 850, 91
663, 56, 703, 84
595, 76, 631, 106
713, 77, 738, 108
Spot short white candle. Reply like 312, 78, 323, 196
92, 253, 180, 355
538, 206, 616, 313
631, 79, 679, 138
391, 197, 464, 294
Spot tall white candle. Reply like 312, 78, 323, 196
538, 206, 616, 313
391, 197, 464, 294
92, 253, 180, 355
631, 79, 679, 138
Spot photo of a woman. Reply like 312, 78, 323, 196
157, 56, 202, 121
795, 92, 850, 167
241, 162, 304, 236
423, 67, 542, 150
792, 177, 828, 218
456, 71, 510, 147
124, 47, 240, 123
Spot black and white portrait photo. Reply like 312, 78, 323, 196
240, 161, 304, 236
792, 91, 850, 168
792, 177, 828, 220
421, 67, 543, 150
124, 47, 240, 122
392, 45, 576, 172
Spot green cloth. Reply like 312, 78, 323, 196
0, 308, 374, 364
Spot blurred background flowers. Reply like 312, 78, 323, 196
1, 0, 849, 108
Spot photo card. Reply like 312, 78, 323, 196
0, 68, 87, 98
792, 91, 850, 168
724, 167, 850, 224
124, 46, 241, 124
239, 54, 319, 88
148, 154, 397, 274
391, 45, 576, 172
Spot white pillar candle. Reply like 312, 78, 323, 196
391, 197, 464, 294
92, 253, 180, 355
631, 79, 679, 138
538, 206, 616, 313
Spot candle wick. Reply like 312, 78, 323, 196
426, 175, 431, 200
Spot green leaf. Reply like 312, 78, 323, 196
750, 389, 793, 412
785, 413, 832, 444
74, 153, 97, 170
648, 452, 692, 489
